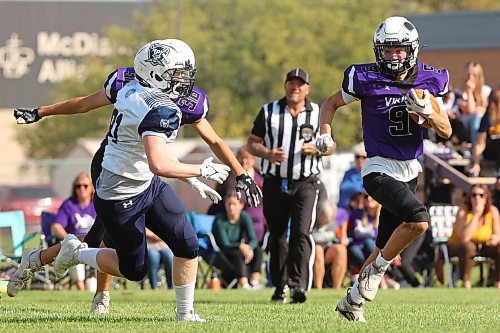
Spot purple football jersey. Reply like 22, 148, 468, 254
103, 67, 209, 125
342, 62, 449, 160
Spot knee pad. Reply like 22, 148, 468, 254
171, 236, 199, 259
169, 214, 199, 259
406, 210, 430, 223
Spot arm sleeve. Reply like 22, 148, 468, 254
177, 87, 210, 124
104, 67, 136, 103
103, 70, 119, 103
341, 65, 362, 100
139, 106, 181, 143
250, 107, 266, 138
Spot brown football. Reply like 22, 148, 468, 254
409, 89, 439, 128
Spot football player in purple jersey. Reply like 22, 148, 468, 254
316, 16, 452, 323
10, 56, 262, 317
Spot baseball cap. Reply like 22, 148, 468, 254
285, 68, 309, 84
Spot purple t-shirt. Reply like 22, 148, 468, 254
54, 198, 96, 237
342, 62, 449, 160
244, 170, 266, 242
336, 207, 349, 228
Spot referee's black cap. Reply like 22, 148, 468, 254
285, 68, 309, 84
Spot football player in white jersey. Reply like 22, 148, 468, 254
11, 46, 262, 315
10, 40, 241, 321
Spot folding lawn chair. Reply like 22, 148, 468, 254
0, 210, 52, 288
429, 204, 459, 288
189, 213, 237, 289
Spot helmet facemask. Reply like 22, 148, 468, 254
373, 17, 419, 77
167, 66, 197, 99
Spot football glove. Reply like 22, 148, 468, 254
235, 173, 263, 208
405, 88, 433, 117
315, 134, 335, 154
186, 178, 222, 204
200, 157, 230, 184
13, 108, 41, 124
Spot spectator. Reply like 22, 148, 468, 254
236, 147, 267, 246
52, 172, 96, 291
433, 85, 465, 145
146, 228, 174, 290
456, 62, 492, 153
470, 85, 500, 177
208, 146, 267, 246
435, 184, 500, 288
347, 193, 379, 282
312, 200, 348, 289
212, 191, 263, 289
338, 142, 367, 210
247, 68, 335, 303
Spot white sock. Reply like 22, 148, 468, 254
77, 248, 102, 272
374, 251, 392, 271
350, 280, 365, 305
174, 282, 195, 315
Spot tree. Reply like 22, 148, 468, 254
17, 0, 500, 158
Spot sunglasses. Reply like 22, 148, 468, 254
471, 192, 485, 198
355, 155, 367, 160
74, 184, 90, 190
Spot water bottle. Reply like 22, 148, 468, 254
210, 271, 221, 291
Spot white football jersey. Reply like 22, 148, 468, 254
97, 80, 181, 200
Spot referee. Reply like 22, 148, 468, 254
247, 68, 335, 303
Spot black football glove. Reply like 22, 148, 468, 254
13, 108, 41, 124
235, 173, 263, 208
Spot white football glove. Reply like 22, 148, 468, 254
405, 88, 433, 117
186, 178, 222, 204
315, 134, 335, 154
200, 157, 230, 184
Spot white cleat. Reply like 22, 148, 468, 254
53, 234, 87, 278
7, 248, 43, 297
358, 261, 386, 301
175, 308, 206, 322
91, 291, 110, 314
336, 288, 367, 323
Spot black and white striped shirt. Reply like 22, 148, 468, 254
251, 97, 323, 180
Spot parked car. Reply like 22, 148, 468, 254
0, 185, 62, 224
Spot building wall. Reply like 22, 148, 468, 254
419, 49, 500, 90
0, 1, 151, 108
0, 108, 43, 185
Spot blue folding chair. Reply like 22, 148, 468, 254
0, 210, 51, 287
189, 213, 236, 289
41, 211, 58, 248
0, 211, 28, 258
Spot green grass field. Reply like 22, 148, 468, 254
1, 288, 499, 333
